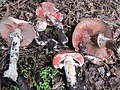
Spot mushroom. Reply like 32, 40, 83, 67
53, 50, 84, 88
36, 2, 63, 25
72, 18, 114, 62
35, 2, 68, 44
0, 17, 35, 81
35, 1, 63, 31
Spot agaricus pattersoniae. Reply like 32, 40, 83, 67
35, 2, 68, 44
0, 17, 35, 81
53, 50, 84, 88
36, 2, 63, 26
72, 18, 114, 62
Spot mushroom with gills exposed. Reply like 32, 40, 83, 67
36, 2, 63, 26
72, 18, 115, 63
35, 2, 68, 44
53, 50, 84, 89
0, 17, 35, 81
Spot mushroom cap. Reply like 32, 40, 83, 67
53, 50, 84, 68
72, 18, 113, 60
36, 2, 63, 21
72, 18, 112, 51
0, 17, 35, 47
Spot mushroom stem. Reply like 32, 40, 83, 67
91, 33, 120, 61
97, 34, 111, 48
91, 33, 116, 51
4, 28, 22, 81
10, 28, 22, 62
64, 55, 77, 89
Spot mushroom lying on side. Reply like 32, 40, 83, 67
72, 18, 114, 62
35, 2, 68, 44
0, 17, 35, 81
36, 2, 63, 26
53, 50, 84, 89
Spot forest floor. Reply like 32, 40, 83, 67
0, 0, 120, 90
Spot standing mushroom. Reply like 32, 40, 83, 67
72, 18, 114, 62
35, 2, 68, 44
0, 17, 35, 81
53, 50, 84, 89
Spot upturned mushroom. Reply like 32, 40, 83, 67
0, 17, 35, 81
35, 2, 68, 44
72, 18, 114, 62
53, 50, 84, 89
36, 2, 63, 26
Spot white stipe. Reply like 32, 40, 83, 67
97, 34, 110, 48
4, 28, 22, 81
64, 55, 77, 88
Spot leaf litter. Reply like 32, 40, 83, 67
0, 0, 120, 90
